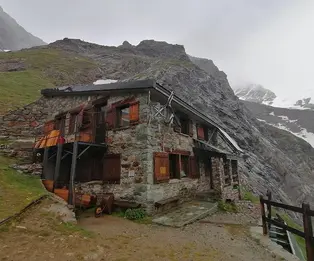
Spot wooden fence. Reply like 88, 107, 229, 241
260, 191, 314, 261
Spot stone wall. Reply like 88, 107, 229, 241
0, 95, 96, 138
77, 93, 152, 209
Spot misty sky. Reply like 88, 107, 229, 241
1, 0, 314, 97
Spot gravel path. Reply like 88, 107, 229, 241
79, 213, 281, 261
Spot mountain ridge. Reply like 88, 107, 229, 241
2, 38, 314, 213
0, 6, 46, 51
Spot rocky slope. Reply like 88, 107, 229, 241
0, 6, 46, 51
242, 100, 314, 147
235, 83, 314, 110
234, 84, 314, 147
47, 38, 314, 207
3, 38, 314, 210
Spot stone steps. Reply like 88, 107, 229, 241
152, 201, 218, 228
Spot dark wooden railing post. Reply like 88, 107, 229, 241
266, 190, 272, 230
260, 195, 267, 235
302, 203, 314, 261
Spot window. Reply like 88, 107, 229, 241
169, 154, 180, 179
68, 113, 78, 133
55, 116, 66, 135
175, 117, 193, 136
117, 105, 130, 127
181, 155, 190, 177
106, 99, 139, 130
180, 118, 189, 135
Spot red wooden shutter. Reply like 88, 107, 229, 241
129, 101, 139, 124
103, 154, 121, 183
189, 156, 199, 178
197, 125, 205, 140
188, 120, 193, 137
154, 152, 170, 183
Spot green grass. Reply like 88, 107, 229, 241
271, 208, 306, 258
0, 155, 47, 220
0, 48, 100, 113
280, 212, 306, 258
218, 200, 238, 213
241, 186, 259, 203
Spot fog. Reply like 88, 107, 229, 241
1, 0, 313, 96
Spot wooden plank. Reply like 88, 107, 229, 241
53, 143, 63, 191
265, 217, 305, 238
260, 199, 303, 213
260, 195, 267, 235
302, 203, 314, 261
68, 141, 78, 205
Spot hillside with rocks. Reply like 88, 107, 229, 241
0, 6, 46, 51
2, 38, 314, 211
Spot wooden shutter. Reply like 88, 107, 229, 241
154, 152, 170, 183
129, 101, 139, 123
103, 154, 121, 183
197, 125, 205, 140
189, 156, 199, 178
188, 120, 193, 137
106, 108, 115, 130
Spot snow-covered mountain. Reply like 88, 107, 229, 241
235, 84, 314, 147
235, 84, 314, 110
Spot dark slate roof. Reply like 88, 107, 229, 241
41, 79, 155, 96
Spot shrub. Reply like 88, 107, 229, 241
218, 200, 238, 213
124, 208, 146, 220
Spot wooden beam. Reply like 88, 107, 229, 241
53, 143, 63, 191
68, 142, 78, 206
42, 147, 49, 180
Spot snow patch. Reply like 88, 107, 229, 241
277, 115, 289, 121
269, 112, 275, 116
93, 79, 117, 85
258, 117, 314, 148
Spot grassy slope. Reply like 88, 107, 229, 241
0, 155, 46, 220
0, 48, 100, 114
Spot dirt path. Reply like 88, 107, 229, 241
0, 200, 282, 261
78, 212, 280, 261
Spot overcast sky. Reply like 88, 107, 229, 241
1, 0, 313, 97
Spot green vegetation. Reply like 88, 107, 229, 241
112, 208, 152, 224
271, 208, 306, 257
0, 48, 100, 113
278, 211, 306, 257
241, 186, 259, 203
125, 208, 146, 220
0, 155, 47, 220
218, 200, 238, 213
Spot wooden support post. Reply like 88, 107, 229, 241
302, 203, 314, 261
260, 195, 267, 235
42, 147, 49, 180
53, 143, 63, 191
68, 141, 78, 206
266, 190, 272, 230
